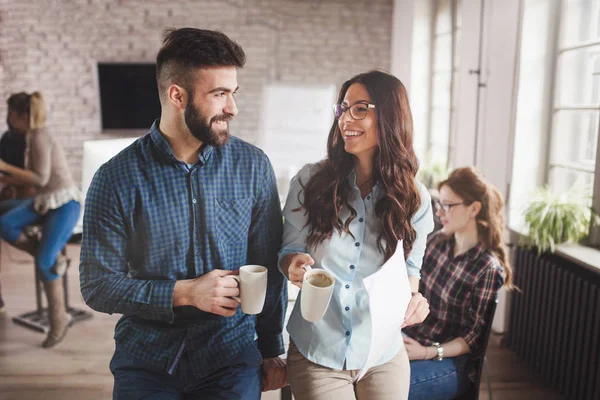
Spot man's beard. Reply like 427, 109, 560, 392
184, 98, 231, 148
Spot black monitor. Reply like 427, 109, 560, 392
98, 63, 161, 130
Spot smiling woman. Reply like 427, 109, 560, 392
278, 70, 434, 400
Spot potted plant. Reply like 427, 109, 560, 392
417, 157, 451, 190
521, 184, 599, 254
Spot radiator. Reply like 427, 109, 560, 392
508, 247, 600, 400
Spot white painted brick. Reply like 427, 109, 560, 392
1, 0, 393, 187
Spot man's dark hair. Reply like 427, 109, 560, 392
7, 92, 30, 115
156, 28, 246, 100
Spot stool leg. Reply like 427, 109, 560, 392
63, 266, 69, 309
13, 238, 93, 334
35, 263, 43, 312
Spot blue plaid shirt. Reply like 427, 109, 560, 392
79, 120, 286, 377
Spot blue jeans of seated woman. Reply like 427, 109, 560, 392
0, 198, 27, 215
409, 354, 471, 400
0, 198, 81, 282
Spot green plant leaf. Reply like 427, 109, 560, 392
521, 183, 596, 254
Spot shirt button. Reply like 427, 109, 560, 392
345, 331, 350, 336
349, 265, 355, 270
345, 284, 350, 289
345, 306, 350, 311
192, 198, 197, 204
196, 251, 200, 256
359, 218, 364, 223
355, 242, 360, 247
367, 195, 371, 200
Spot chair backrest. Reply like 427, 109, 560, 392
456, 298, 498, 400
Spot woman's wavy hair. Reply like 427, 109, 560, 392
297, 70, 421, 262
7, 91, 47, 130
438, 167, 514, 288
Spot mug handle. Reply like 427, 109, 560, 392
225, 275, 241, 303
300, 265, 312, 290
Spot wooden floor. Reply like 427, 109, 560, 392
0, 242, 564, 400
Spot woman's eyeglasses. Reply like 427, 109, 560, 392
434, 200, 466, 213
333, 102, 376, 120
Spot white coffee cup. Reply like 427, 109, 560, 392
300, 265, 335, 322
227, 265, 268, 315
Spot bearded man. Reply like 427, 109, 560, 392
79, 28, 287, 400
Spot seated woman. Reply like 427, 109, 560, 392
402, 166, 514, 400
0, 92, 36, 215
0, 92, 82, 348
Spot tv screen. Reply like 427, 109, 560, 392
98, 63, 161, 130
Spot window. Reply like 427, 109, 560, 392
510, 0, 600, 237
412, 0, 461, 168
548, 0, 600, 197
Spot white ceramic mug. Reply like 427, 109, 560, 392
227, 265, 268, 314
300, 265, 335, 322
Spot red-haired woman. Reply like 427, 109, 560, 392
403, 167, 514, 399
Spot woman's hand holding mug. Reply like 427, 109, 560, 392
287, 253, 314, 289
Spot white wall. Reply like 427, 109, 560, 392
391, 0, 417, 94
451, 0, 522, 201
451, 0, 484, 169
456, 0, 523, 334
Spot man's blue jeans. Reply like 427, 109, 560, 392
110, 341, 263, 400
408, 354, 471, 400
0, 198, 81, 281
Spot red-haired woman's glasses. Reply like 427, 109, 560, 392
333, 102, 376, 120
434, 200, 465, 212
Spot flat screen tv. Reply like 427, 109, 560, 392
98, 63, 161, 130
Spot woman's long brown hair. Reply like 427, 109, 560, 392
297, 70, 422, 262
439, 167, 514, 288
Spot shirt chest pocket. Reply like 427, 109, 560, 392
215, 197, 254, 244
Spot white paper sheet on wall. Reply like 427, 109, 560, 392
259, 84, 336, 204
355, 240, 412, 382
75, 137, 138, 233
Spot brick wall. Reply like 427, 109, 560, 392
0, 0, 393, 184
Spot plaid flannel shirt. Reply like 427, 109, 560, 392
403, 231, 504, 381
79, 120, 286, 378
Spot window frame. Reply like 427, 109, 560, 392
545, 0, 600, 245
424, 0, 461, 168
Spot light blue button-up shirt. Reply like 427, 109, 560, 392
279, 163, 434, 370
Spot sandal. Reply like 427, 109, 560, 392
51, 255, 68, 277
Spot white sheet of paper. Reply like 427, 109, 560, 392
355, 240, 412, 381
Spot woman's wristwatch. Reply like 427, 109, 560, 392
432, 342, 444, 361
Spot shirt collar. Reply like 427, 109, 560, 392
347, 170, 382, 191
149, 119, 214, 165
446, 234, 486, 261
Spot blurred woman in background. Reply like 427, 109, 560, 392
0, 91, 82, 348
